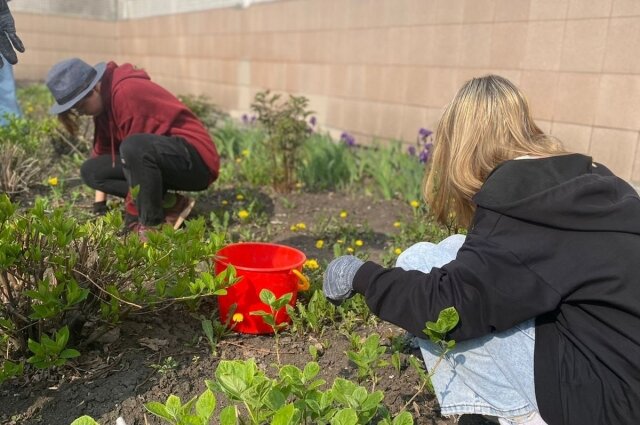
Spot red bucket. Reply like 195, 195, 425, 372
214, 242, 309, 334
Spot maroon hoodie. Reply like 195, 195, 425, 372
92, 62, 219, 182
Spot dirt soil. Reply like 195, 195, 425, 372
0, 189, 493, 425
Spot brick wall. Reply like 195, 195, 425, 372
12, 0, 640, 183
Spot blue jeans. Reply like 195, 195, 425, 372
396, 235, 540, 420
0, 56, 21, 126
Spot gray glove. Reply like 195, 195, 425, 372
323, 255, 364, 305
0, 0, 25, 67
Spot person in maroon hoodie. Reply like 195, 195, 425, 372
45, 58, 220, 236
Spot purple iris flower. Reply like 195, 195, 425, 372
408, 146, 416, 156
340, 132, 356, 147
419, 143, 433, 164
418, 128, 433, 139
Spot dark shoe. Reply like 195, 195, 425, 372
131, 222, 158, 243
163, 194, 195, 229
117, 213, 139, 236
92, 201, 108, 216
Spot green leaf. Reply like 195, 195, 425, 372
165, 394, 182, 419
195, 389, 216, 421
56, 326, 70, 350
271, 403, 297, 425
302, 362, 320, 381
259, 289, 276, 306
27, 338, 44, 356
69, 416, 100, 425
145, 402, 173, 421
392, 411, 414, 425
60, 348, 81, 359
330, 408, 358, 425
220, 405, 239, 425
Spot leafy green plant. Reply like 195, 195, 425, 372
178, 94, 228, 130
287, 289, 337, 336
0, 195, 230, 379
297, 133, 360, 191
150, 356, 179, 375
346, 333, 388, 389
146, 390, 216, 425
250, 90, 313, 192
69, 416, 100, 425
27, 326, 80, 369
74, 358, 415, 425
250, 289, 293, 364
0, 359, 24, 383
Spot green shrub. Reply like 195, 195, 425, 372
250, 91, 312, 193
0, 195, 231, 381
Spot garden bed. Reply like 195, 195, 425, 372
1, 87, 492, 425
1, 190, 493, 425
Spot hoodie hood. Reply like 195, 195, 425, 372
473, 154, 640, 234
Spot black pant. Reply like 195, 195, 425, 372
119, 134, 211, 225
80, 154, 129, 198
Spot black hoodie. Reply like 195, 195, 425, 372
353, 154, 640, 425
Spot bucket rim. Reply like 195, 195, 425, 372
215, 242, 307, 272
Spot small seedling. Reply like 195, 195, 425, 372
250, 289, 293, 364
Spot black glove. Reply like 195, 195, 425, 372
323, 255, 364, 305
0, 1, 24, 67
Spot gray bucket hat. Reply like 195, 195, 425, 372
46, 58, 106, 114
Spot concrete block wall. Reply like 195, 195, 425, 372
12, 0, 640, 183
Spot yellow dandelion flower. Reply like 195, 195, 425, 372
304, 259, 319, 270
296, 222, 306, 230
394, 248, 402, 255
47, 177, 59, 186
222, 200, 228, 205
238, 210, 249, 219
290, 224, 298, 231
143, 242, 149, 248
232, 313, 244, 322
236, 194, 244, 200
410, 200, 420, 208
393, 221, 402, 228
315, 240, 324, 249
241, 149, 250, 157
347, 247, 354, 253
339, 211, 348, 218
355, 240, 363, 247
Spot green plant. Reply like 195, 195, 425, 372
250, 289, 293, 364
70, 416, 100, 425
146, 390, 216, 425
346, 333, 388, 389
250, 90, 313, 192
0, 359, 24, 383
74, 358, 415, 425
297, 133, 360, 191
287, 289, 337, 336
0, 195, 230, 380
178, 94, 228, 130
151, 356, 179, 374
27, 326, 80, 369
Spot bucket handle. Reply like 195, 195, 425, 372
292, 269, 310, 291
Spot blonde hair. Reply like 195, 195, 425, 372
425, 75, 566, 228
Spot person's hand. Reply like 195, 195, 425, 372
0, 1, 25, 67
323, 255, 364, 305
